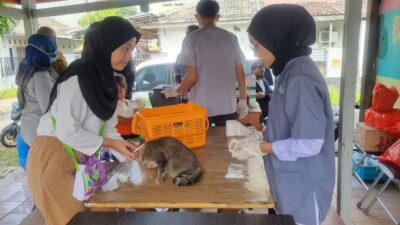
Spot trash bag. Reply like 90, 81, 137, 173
379, 139, 400, 168
365, 109, 400, 137
372, 83, 399, 112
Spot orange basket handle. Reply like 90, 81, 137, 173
204, 118, 210, 131
132, 113, 140, 134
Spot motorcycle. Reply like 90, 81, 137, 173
0, 102, 21, 147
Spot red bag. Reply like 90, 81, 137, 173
379, 139, 400, 168
372, 83, 399, 112
364, 109, 400, 137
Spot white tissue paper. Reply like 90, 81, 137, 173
225, 163, 247, 179
226, 120, 252, 137
101, 172, 131, 192
117, 172, 130, 183
226, 127, 270, 194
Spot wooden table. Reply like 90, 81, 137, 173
86, 127, 273, 209
68, 212, 295, 225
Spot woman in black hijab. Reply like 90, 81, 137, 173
82, 22, 136, 99
230, 5, 335, 225
26, 16, 141, 225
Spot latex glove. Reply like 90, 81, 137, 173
246, 131, 264, 142
228, 138, 264, 160
237, 99, 249, 119
161, 87, 179, 98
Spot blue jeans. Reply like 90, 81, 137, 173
16, 132, 29, 170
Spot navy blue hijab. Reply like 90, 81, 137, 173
17, 34, 57, 109
247, 4, 316, 76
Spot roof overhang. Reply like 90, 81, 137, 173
0, 0, 174, 18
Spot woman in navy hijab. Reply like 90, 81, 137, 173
16, 34, 57, 170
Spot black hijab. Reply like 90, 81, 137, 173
247, 4, 316, 76
81, 21, 101, 59
47, 16, 141, 120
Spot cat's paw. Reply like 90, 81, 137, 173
155, 177, 165, 184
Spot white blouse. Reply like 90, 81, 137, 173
36, 76, 126, 162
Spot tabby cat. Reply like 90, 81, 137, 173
140, 137, 204, 186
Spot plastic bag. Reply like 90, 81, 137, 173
364, 109, 400, 137
379, 139, 400, 168
73, 155, 108, 201
372, 83, 399, 112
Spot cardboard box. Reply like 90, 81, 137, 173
355, 122, 397, 152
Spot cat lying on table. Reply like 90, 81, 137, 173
139, 137, 204, 186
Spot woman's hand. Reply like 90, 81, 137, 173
260, 142, 273, 154
103, 138, 140, 160
256, 92, 266, 99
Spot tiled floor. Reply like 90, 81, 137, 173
0, 167, 399, 225
0, 169, 32, 225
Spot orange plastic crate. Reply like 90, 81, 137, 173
132, 103, 209, 148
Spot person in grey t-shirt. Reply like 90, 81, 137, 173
162, 0, 248, 126
16, 33, 58, 170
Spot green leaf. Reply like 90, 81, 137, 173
0, 16, 15, 37
77, 6, 137, 27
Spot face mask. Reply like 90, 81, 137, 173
28, 44, 56, 62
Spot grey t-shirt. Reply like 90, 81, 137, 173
179, 27, 245, 117
21, 70, 56, 145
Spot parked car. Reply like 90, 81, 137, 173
131, 57, 261, 105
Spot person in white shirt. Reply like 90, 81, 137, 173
26, 17, 141, 225
115, 74, 146, 139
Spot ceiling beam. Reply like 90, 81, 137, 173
0, 6, 27, 18
34, 0, 175, 18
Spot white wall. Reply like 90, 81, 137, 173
159, 23, 253, 59
0, 35, 81, 58
57, 39, 82, 55
314, 20, 345, 48
159, 26, 186, 58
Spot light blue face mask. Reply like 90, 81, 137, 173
28, 44, 56, 63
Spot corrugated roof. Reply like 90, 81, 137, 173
157, 0, 263, 25
299, 1, 344, 17
156, 0, 352, 25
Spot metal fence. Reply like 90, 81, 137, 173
0, 57, 24, 77
133, 52, 168, 65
